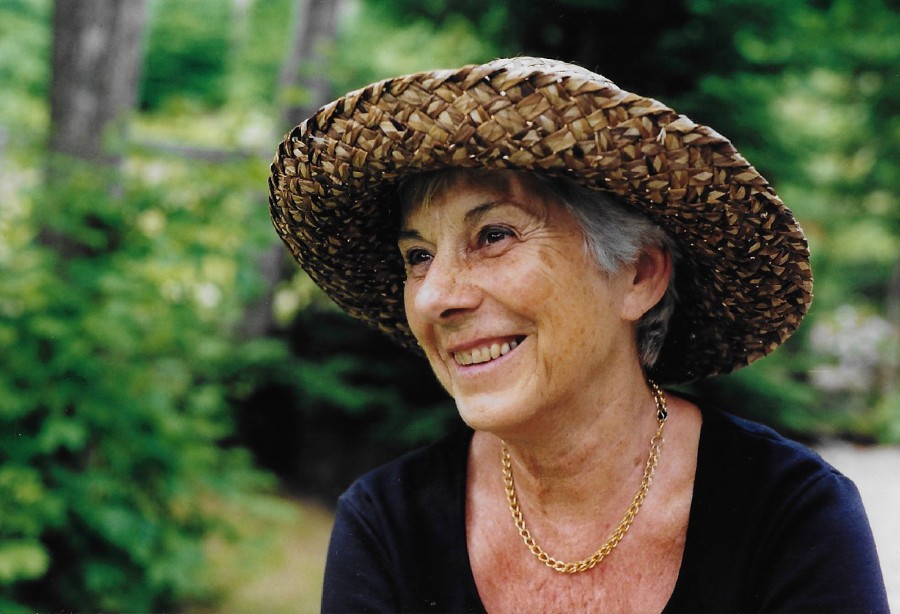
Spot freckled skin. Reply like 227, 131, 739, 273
399, 172, 642, 444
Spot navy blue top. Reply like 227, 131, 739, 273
322, 407, 889, 613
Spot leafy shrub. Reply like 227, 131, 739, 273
234, 306, 458, 501
140, 0, 232, 111
0, 158, 277, 611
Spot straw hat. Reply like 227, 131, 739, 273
268, 57, 813, 384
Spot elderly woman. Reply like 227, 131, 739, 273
268, 58, 888, 612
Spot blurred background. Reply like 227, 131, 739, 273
0, 0, 897, 611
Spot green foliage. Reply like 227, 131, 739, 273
0, 0, 50, 139
331, 1, 497, 93
0, 0, 49, 98
139, 0, 302, 113
140, 0, 233, 111
289, 310, 457, 446
358, 0, 763, 100
0, 155, 279, 610
685, 0, 900, 437
224, 0, 294, 107
229, 306, 458, 501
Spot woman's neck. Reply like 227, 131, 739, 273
482, 372, 663, 527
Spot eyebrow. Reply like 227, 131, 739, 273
464, 200, 506, 224
397, 200, 508, 241
397, 229, 423, 242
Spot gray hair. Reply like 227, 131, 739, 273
396, 170, 680, 368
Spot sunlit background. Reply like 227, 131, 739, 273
0, 0, 897, 611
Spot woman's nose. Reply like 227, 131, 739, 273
412, 255, 481, 322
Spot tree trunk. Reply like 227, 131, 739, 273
42, 0, 147, 257
277, 0, 340, 130
236, 0, 342, 339
48, 0, 147, 166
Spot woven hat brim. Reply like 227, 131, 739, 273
268, 57, 813, 384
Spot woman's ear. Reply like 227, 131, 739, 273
621, 245, 672, 322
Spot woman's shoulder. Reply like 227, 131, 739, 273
326, 426, 480, 612
696, 403, 841, 484
670, 403, 889, 612
339, 425, 473, 514
693, 403, 865, 524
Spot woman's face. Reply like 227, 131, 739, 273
398, 173, 644, 437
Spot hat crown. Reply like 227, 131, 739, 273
484, 56, 612, 82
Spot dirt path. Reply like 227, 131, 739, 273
817, 443, 900, 611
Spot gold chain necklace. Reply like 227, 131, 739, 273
500, 379, 668, 574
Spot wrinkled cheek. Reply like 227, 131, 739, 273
402, 286, 452, 392
423, 349, 453, 395
403, 286, 423, 339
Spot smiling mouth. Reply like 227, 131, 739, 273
453, 337, 524, 366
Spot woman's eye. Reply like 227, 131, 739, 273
404, 248, 432, 267
478, 226, 514, 246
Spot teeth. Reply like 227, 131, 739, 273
454, 339, 519, 366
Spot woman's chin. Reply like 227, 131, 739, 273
453, 394, 537, 437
